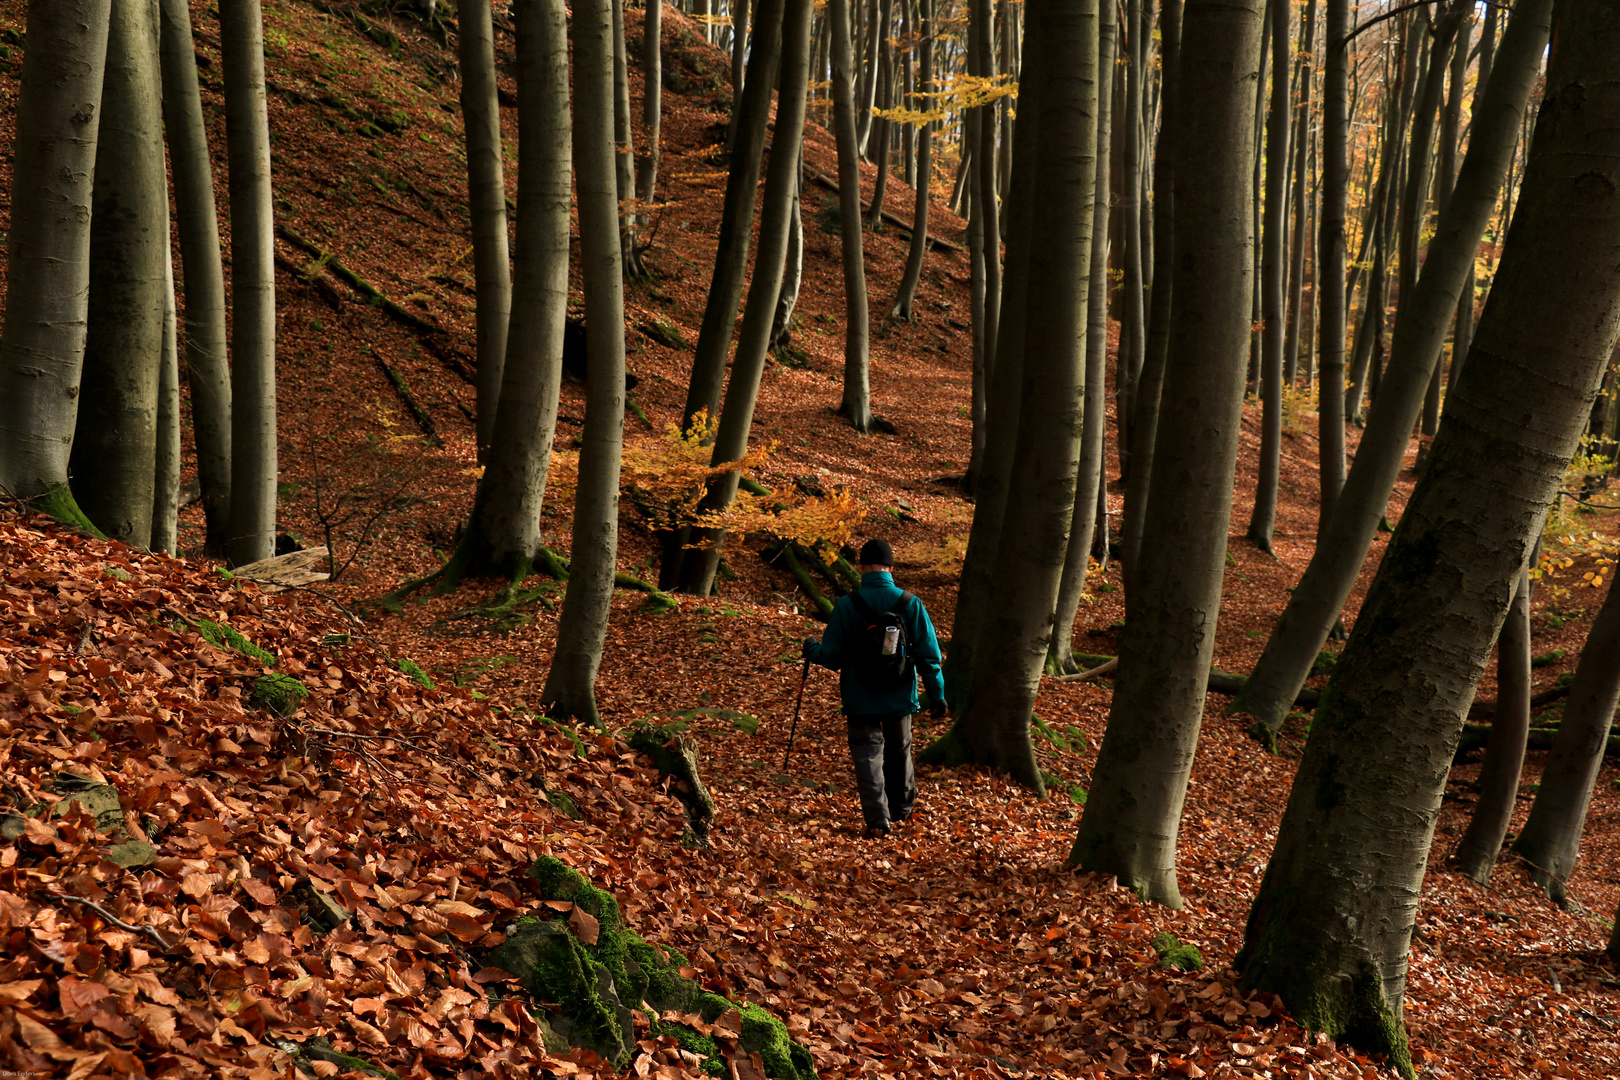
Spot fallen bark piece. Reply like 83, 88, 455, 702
232, 546, 332, 593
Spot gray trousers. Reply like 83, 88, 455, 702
846, 713, 916, 829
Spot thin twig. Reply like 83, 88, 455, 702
56, 895, 172, 951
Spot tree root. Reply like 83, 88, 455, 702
777, 545, 834, 619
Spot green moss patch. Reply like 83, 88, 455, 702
197, 617, 278, 667
498, 858, 817, 1076
1151, 932, 1204, 972
394, 656, 435, 689
251, 673, 309, 716
627, 720, 717, 843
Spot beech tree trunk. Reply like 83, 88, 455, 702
1236, 7, 1620, 1068
1068, 0, 1264, 907
153, 244, 180, 555
1246, 0, 1288, 553
612, 0, 641, 274
925, 0, 1099, 789
1315, 0, 1348, 538
1281, 0, 1317, 387
678, 0, 814, 598
72, 0, 165, 549
447, 0, 571, 582
1512, 578, 1620, 903
829, 0, 874, 431
682, 0, 786, 428
221, 0, 278, 566
1452, 561, 1534, 883
1045, 0, 1119, 672
889, 0, 932, 321
1116, 0, 1181, 583
0, 1, 110, 525
638, 0, 663, 230
459, 0, 512, 457
1231, 0, 1553, 735
770, 160, 804, 348
1113, 0, 1147, 482
158, 0, 230, 550
541, 0, 628, 726
1450, 4, 1496, 393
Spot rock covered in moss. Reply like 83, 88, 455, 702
196, 617, 278, 666
394, 657, 435, 689
251, 672, 308, 716
499, 857, 817, 1077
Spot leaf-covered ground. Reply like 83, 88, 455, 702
4, 2, 1620, 1077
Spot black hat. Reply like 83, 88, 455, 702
858, 539, 894, 567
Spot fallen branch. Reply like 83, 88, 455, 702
277, 224, 445, 337
1456, 723, 1620, 760
1047, 656, 1119, 683
1466, 682, 1571, 720
56, 895, 172, 951
232, 546, 333, 593
803, 166, 962, 252
371, 348, 444, 447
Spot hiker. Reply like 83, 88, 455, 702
803, 539, 947, 838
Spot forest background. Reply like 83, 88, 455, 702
2, 0, 1620, 1078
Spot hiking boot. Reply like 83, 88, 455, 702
863, 824, 891, 840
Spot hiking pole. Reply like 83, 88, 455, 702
783, 656, 812, 771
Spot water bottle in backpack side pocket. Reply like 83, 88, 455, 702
883, 625, 900, 656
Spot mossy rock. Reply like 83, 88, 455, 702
267, 1035, 400, 1080
627, 720, 716, 842
196, 617, 278, 667
251, 673, 308, 716
50, 779, 125, 834
1151, 932, 1205, 972
697, 993, 818, 1079
509, 858, 815, 1075
489, 920, 632, 1064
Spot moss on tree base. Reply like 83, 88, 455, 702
31, 484, 106, 538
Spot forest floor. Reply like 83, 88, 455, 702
3, 1, 1620, 1077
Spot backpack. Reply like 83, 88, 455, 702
847, 591, 916, 685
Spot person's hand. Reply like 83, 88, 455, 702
929, 700, 948, 721
802, 637, 820, 660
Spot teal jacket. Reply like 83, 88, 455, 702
806, 572, 946, 718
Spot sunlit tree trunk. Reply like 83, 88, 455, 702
1069, 0, 1263, 907
830, 0, 874, 431
1046, 0, 1120, 673
460, 0, 512, 458
72, 0, 165, 548
682, 0, 786, 429
889, 0, 933, 321
152, 240, 180, 555
221, 0, 278, 566
158, 0, 230, 549
638, 0, 663, 232
1231, 0, 1552, 736
1237, 7, 1620, 1066
678, 0, 814, 597
612, 0, 642, 275
1281, 0, 1317, 387
542, 0, 628, 725
1314, 0, 1348, 539
0, 1, 110, 525
443, 0, 571, 583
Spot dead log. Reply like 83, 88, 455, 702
803, 166, 962, 252
276, 224, 445, 337
371, 348, 443, 446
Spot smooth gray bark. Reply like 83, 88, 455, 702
1246, 0, 1288, 553
221, 0, 278, 566
73, 0, 165, 549
889, 0, 932, 322
637, 0, 663, 229
970, 0, 1000, 398
681, 0, 786, 429
612, 0, 640, 273
1316, 0, 1348, 539
153, 241, 180, 556
1452, 561, 1533, 883
1231, 0, 1554, 735
1046, 0, 1118, 672
932, 0, 1098, 789
1116, 0, 1181, 583
456, 0, 572, 578
0, 0, 110, 522
1237, 6, 1620, 1066
830, 0, 874, 431
1282, 0, 1316, 386
459, 0, 513, 457
541, 0, 628, 726
678, 0, 813, 597
769, 162, 804, 348
158, 0, 230, 548
1114, 0, 1147, 481
1425, 8, 1470, 434
1069, 0, 1264, 907
1512, 577, 1620, 903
